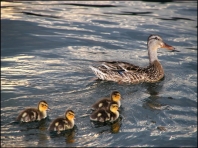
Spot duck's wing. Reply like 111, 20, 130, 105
89, 61, 146, 83
99, 61, 142, 71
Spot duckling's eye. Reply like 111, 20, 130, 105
155, 37, 159, 40
41, 104, 47, 108
69, 113, 74, 116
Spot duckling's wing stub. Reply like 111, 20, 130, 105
16, 108, 40, 122
48, 117, 65, 131
90, 109, 110, 122
91, 98, 111, 110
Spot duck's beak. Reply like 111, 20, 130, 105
162, 42, 175, 50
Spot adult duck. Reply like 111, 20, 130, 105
89, 34, 176, 84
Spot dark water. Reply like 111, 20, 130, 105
1, 1, 197, 147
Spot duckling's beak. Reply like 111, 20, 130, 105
162, 42, 175, 50
47, 107, 51, 111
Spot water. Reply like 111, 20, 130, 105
1, 1, 197, 147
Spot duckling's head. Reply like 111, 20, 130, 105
110, 102, 119, 113
38, 100, 50, 112
65, 110, 75, 121
111, 91, 121, 102
147, 35, 175, 50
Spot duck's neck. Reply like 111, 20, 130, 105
148, 45, 158, 65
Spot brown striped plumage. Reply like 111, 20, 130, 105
89, 34, 175, 84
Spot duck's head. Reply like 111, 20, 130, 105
110, 102, 119, 113
111, 91, 122, 102
38, 100, 50, 112
65, 110, 75, 121
147, 34, 175, 51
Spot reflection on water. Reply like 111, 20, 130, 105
110, 118, 122, 134
1, 0, 197, 147
90, 117, 122, 134
65, 129, 76, 144
49, 127, 76, 145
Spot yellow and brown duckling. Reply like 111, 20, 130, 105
48, 110, 75, 133
16, 100, 50, 122
91, 90, 122, 110
90, 102, 119, 122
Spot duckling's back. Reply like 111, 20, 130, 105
48, 117, 65, 131
16, 108, 41, 122
90, 109, 110, 122
91, 97, 111, 110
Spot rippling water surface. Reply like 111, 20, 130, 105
1, 1, 197, 147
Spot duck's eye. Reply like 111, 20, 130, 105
155, 37, 159, 40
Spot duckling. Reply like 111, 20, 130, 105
90, 102, 119, 122
48, 110, 75, 133
91, 91, 122, 110
16, 100, 50, 122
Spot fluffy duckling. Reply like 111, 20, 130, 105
91, 91, 122, 110
48, 110, 75, 133
90, 102, 119, 122
16, 100, 50, 122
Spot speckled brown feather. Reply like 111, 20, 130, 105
144, 60, 164, 83
89, 34, 175, 84
90, 60, 164, 83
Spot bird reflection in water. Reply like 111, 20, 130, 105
49, 126, 77, 144
110, 117, 122, 133
91, 117, 122, 134
143, 82, 171, 111
37, 118, 50, 146
65, 128, 76, 144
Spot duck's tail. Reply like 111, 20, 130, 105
89, 65, 106, 80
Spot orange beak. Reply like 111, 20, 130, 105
161, 42, 175, 50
